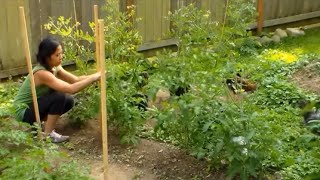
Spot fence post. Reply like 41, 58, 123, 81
257, 0, 264, 35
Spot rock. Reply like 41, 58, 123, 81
148, 88, 171, 109
274, 28, 287, 38
259, 36, 273, 45
155, 89, 170, 104
286, 28, 305, 37
271, 34, 281, 43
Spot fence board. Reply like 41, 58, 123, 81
162, 0, 171, 39
136, 0, 171, 42
80, 0, 105, 33
154, 0, 162, 40
201, 0, 226, 22
29, 0, 41, 59
0, 1, 8, 70
136, 0, 146, 41
265, 0, 320, 20
145, 0, 154, 41
5, 0, 31, 69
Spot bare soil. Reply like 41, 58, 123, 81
56, 119, 225, 180
291, 60, 320, 95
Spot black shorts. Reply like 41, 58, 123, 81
22, 91, 74, 125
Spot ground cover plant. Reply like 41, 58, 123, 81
2, 0, 320, 179
0, 83, 91, 179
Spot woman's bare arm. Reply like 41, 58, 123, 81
34, 70, 100, 94
56, 67, 90, 84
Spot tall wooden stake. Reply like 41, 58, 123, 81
94, 5, 100, 70
257, 0, 264, 35
98, 19, 108, 180
19, 7, 41, 125
94, 4, 104, 140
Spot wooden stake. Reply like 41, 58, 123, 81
257, 0, 264, 35
94, 5, 100, 71
98, 19, 108, 180
94, 4, 104, 140
19, 7, 41, 125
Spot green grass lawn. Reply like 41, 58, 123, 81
268, 28, 320, 59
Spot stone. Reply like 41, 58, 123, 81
271, 34, 281, 43
259, 36, 273, 45
148, 88, 171, 109
155, 89, 170, 104
274, 28, 287, 38
286, 28, 305, 37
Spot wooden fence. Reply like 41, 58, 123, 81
0, 0, 105, 78
1, 0, 320, 78
253, 0, 320, 28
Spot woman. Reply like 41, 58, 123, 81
14, 37, 101, 143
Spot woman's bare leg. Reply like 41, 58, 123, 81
44, 114, 60, 134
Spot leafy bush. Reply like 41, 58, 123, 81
44, 16, 94, 72
0, 119, 91, 180
102, 0, 142, 62
68, 86, 100, 127
145, 2, 320, 180
0, 83, 17, 118
252, 75, 316, 109
106, 61, 148, 144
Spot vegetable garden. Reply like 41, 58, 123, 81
1, 0, 320, 179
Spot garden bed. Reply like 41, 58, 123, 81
56, 118, 225, 180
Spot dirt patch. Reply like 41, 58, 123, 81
55, 119, 225, 180
292, 61, 320, 95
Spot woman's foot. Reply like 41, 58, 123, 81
49, 130, 69, 143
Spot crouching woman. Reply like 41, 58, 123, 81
14, 37, 101, 143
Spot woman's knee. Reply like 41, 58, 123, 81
64, 95, 74, 111
48, 92, 73, 114
50, 92, 66, 103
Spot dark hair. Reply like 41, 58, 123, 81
36, 37, 60, 70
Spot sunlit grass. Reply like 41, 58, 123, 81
260, 49, 299, 63
263, 28, 320, 61
278, 29, 320, 56
258, 28, 320, 64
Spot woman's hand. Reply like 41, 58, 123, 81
92, 71, 102, 82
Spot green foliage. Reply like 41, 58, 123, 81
0, 82, 88, 179
169, 4, 219, 54
0, 119, 91, 179
145, 2, 320, 180
150, 90, 283, 179
40, 1, 320, 179
225, 0, 256, 36
252, 75, 317, 109
106, 61, 148, 144
279, 135, 320, 180
0, 81, 18, 118
102, 0, 143, 62
44, 16, 94, 73
68, 86, 100, 126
